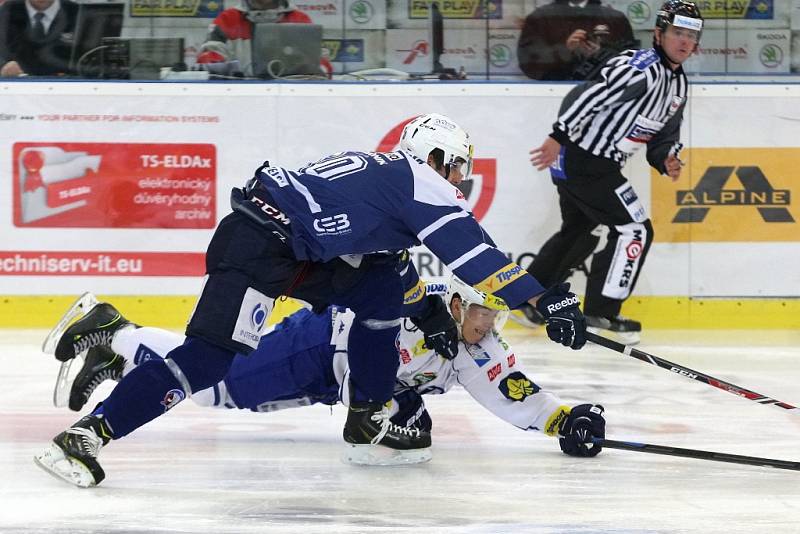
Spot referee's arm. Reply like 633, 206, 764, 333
646, 101, 686, 175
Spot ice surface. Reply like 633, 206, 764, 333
1, 328, 799, 533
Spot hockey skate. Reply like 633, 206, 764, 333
34, 414, 112, 488
342, 401, 432, 466
54, 302, 131, 362
68, 346, 125, 412
43, 292, 99, 408
585, 314, 641, 345
508, 303, 545, 329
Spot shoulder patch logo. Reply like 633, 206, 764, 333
498, 371, 540, 401
468, 346, 492, 367
629, 48, 659, 70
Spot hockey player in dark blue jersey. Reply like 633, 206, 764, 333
35, 113, 589, 487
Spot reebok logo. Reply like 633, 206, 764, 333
546, 295, 579, 314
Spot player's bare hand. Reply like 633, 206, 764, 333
530, 137, 561, 171
0, 61, 24, 77
566, 30, 588, 51
664, 153, 683, 181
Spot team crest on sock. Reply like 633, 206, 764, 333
161, 389, 185, 411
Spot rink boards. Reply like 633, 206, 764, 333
0, 82, 798, 328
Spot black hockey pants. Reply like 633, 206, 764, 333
528, 143, 654, 318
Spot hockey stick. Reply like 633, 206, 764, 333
586, 332, 799, 415
594, 438, 800, 472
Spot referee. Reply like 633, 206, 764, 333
523, 0, 703, 344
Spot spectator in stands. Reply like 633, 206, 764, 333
517, 0, 636, 81
0, 0, 79, 77
196, 0, 332, 77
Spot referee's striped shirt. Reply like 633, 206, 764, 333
550, 47, 688, 170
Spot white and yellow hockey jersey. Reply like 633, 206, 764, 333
331, 308, 568, 436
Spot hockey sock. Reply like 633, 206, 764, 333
334, 260, 405, 404
347, 318, 400, 403
191, 381, 235, 409
95, 337, 235, 438
112, 326, 185, 375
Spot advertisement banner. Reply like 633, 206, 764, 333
608, 0, 790, 29
385, 29, 522, 75
408, 0, 502, 19
295, 0, 387, 29
13, 142, 216, 229
387, 0, 525, 29
322, 30, 386, 71
695, 0, 773, 20
0, 83, 799, 299
0, 251, 205, 276
683, 29, 791, 73
651, 148, 799, 242
130, 0, 223, 18
606, 0, 657, 30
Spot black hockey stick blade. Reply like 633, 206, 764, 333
586, 332, 800, 415
595, 438, 800, 472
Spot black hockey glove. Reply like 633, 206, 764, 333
559, 404, 605, 457
534, 283, 586, 350
410, 294, 459, 360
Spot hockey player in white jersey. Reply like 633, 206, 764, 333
35, 113, 590, 488
40, 279, 604, 476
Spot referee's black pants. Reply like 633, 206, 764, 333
528, 144, 654, 318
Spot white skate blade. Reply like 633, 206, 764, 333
587, 326, 640, 346
53, 356, 86, 408
342, 444, 432, 466
34, 443, 97, 488
42, 292, 99, 354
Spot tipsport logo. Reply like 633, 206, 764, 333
403, 280, 426, 305
375, 117, 497, 222
477, 264, 524, 294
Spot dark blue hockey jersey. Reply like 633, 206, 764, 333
257, 150, 544, 308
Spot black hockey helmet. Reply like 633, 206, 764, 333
655, 0, 703, 39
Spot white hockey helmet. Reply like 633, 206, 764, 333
445, 275, 510, 334
400, 113, 474, 180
